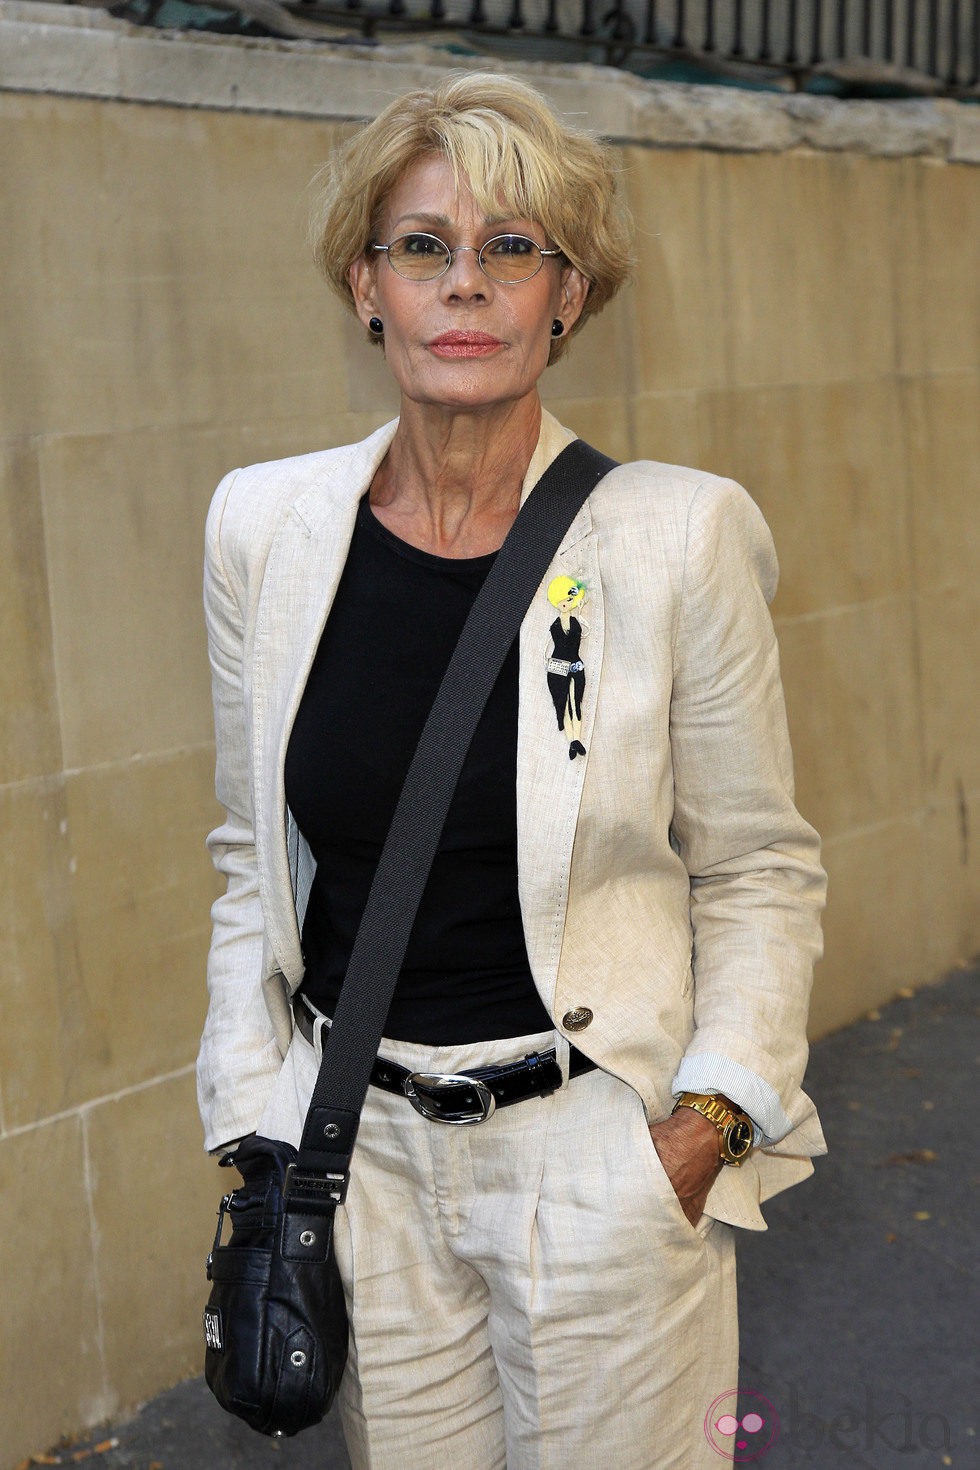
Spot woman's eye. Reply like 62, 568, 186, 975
403, 234, 446, 256
487, 235, 536, 257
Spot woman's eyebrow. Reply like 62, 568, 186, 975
389, 211, 522, 230
389, 212, 452, 229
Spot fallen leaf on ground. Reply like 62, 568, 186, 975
885, 1149, 937, 1165
913, 1210, 931, 1220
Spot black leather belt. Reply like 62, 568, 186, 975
293, 999, 595, 1125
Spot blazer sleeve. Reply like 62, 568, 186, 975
667, 477, 827, 1146
196, 471, 285, 1153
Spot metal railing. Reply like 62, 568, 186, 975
292, 0, 980, 92
117, 0, 980, 93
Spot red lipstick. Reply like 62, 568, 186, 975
428, 331, 503, 359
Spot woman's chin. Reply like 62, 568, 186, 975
401, 381, 540, 418
387, 348, 548, 418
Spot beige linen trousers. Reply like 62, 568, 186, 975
258, 1021, 737, 1470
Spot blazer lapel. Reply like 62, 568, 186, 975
251, 422, 398, 986
516, 426, 606, 1007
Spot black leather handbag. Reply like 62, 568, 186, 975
201, 440, 617, 1438
204, 1135, 349, 1436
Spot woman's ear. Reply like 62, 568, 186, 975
348, 254, 379, 328
556, 263, 590, 335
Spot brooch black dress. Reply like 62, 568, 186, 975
545, 575, 588, 760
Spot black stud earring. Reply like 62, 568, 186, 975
369, 316, 384, 336
551, 319, 565, 337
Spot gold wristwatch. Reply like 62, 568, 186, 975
671, 1092, 754, 1166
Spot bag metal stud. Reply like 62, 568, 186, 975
290, 1350, 308, 1368
299, 1230, 316, 1247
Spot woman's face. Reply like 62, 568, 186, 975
348, 154, 588, 417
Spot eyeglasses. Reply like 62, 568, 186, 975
371, 232, 563, 284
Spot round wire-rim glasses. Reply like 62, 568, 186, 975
371, 232, 563, 284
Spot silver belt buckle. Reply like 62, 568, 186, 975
404, 1071, 496, 1125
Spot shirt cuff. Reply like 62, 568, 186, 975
671, 1053, 794, 1146
209, 1133, 253, 1158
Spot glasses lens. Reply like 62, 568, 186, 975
386, 234, 452, 280
479, 235, 544, 282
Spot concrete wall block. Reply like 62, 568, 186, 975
901, 374, 980, 595
624, 148, 732, 392
814, 816, 927, 1036
84, 1072, 221, 1409
696, 380, 915, 620
937, 98, 980, 164
922, 795, 980, 978
628, 389, 702, 469
892, 156, 980, 377
0, 752, 219, 1127
0, 440, 63, 784
60, 749, 221, 1092
776, 598, 925, 845
0, 1116, 107, 1468
784, 94, 950, 158
38, 428, 217, 766
630, 82, 802, 153
916, 586, 980, 799
0, 776, 78, 1130
0, 9, 124, 99
710, 150, 901, 388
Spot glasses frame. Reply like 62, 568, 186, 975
371, 232, 564, 284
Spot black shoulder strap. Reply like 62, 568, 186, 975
290, 439, 618, 1194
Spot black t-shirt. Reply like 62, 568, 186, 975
285, 496, 552, 1043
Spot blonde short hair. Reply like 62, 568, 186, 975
311, 72, 633, 360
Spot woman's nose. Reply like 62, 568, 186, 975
441, 246, 488, 298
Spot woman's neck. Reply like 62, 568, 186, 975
369, 396, 542, 558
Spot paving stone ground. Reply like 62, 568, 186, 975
37, 963, 978, 1470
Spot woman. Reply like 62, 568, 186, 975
197, 72, 826, 1470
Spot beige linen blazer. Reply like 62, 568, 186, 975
197, 411, 827, 1230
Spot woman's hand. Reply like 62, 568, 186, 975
649, 1109, 723, 1225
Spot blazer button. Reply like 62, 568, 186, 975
562, 1007, 593, 1032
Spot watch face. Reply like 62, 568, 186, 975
726, 1119, 753, 1159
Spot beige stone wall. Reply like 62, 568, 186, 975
0, 60, 977, 1470
616, 146, 980, 1035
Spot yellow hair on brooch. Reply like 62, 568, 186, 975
547, 575, 586, 610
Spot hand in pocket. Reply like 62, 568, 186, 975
648, 1109, 722, 1225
